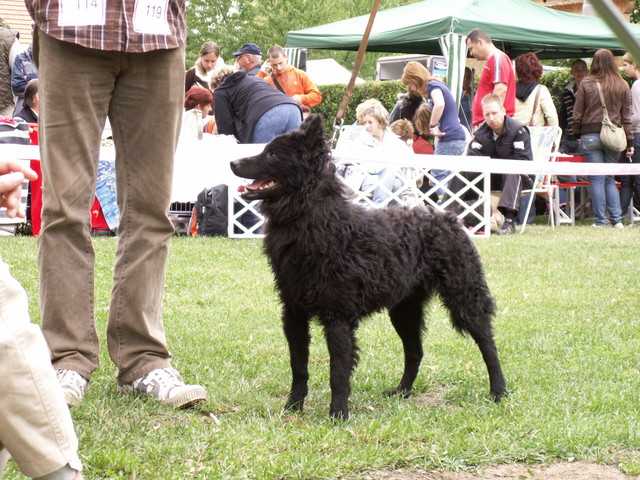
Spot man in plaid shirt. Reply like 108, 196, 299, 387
26, 0, 208, 418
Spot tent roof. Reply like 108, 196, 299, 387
286, 0, 640, 59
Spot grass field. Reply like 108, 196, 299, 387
2, 226, 639, 479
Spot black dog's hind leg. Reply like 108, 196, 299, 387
464, 320, 506, 402
283, 306, 311, 412
385, 290, 427, 398
438, 267, 507, 402
323, 319, 358, 420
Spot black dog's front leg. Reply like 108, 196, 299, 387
283, 307, 311, 412
323, 320, 357, 420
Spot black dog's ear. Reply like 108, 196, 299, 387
300, 113, 323, 135
300, 114, 326, 150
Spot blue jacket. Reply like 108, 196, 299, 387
11, 46, 38, 98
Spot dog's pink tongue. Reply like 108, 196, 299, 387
237, 184, 246, 193
245, 179, 271, 191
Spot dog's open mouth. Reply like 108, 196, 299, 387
238, 178, 279, 198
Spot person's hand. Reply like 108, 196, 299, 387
429, 125, 445, 137
292, 94, 303, 104
0, 160, 38, 218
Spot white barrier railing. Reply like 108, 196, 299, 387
4, 144, 640, 239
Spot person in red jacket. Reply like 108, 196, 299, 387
260, 45, 322, 113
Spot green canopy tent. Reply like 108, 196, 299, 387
286, 0, 640, 106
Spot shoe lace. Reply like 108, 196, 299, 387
146, 368, 183, 390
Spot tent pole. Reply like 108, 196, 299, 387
588, 0, 640, 61
331, 0, 382, 146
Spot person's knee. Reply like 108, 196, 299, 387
0, 265, 30, 328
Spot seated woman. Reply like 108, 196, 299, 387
336, 99, 416, 207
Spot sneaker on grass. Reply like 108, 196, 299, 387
119, 367, 207, 409
56, 369, 88, 407
497, 218, 516, 235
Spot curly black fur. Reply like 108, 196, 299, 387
231, 115, 506, 419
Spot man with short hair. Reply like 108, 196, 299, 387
15, 78, 39, 123
466, 29, 516, 128
261, 45, 322, 112
559, 59, 588, 153
467, 94, 533, 235
11, 45, 38, 116
233, 42, 262, 76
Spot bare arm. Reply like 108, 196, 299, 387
429, 88, 446, 137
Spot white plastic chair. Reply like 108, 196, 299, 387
519, 125, 562, 233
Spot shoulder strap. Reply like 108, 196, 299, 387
528, 86, 542, 126
595, 81, 609, 116
271, 73, 286, 95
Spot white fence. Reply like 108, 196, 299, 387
227, 153, 493, 238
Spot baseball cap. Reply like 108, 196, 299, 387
232, 43, 261, 57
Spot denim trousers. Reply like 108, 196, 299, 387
37, 32, 184, 384
251, 103, 302, 144
579, 133, 623, 225
619, 133, 640, 213
433, 139, 466, 196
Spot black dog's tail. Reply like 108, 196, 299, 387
431, 216, 496, 335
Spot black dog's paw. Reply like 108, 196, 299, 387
284, 397, 305, 412
383, 386, 412, 399
491, 388, 508, 403
329, 403, 349, 420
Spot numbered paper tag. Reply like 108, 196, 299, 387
58, 0, 106, 27
132, 0, 170, 35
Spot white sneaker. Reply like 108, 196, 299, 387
613, 222, 624, 229
55, 369, 88, 407
119, 367, 207, 408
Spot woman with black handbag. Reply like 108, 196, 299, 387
573, 49, 632, 228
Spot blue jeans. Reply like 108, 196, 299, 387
433, 139, 466, 196
251, 103, 302, 144
579, 133, 623, 225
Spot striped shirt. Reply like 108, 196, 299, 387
24, 0, 186, 53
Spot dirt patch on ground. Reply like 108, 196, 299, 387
412, 385, 454, 409
358, 462, 639, 479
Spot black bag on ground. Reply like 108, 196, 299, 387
195, 185, 228, 236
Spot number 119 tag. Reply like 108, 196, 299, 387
132, 0, 171, 35
58, 0, 106, 27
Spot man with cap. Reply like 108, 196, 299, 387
233, 42, 262, 76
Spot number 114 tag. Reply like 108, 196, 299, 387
132, 0, 171, 35
58, 0, 106, 27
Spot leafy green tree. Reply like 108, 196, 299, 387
185, 0, 414, 78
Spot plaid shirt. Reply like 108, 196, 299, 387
25, 0, 186, 53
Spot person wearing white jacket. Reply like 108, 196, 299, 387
513, 52, 558, 128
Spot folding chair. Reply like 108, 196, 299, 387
520, 125, 562, 233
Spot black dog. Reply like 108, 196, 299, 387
231, 115, 506, 419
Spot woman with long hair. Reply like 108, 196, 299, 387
401, 61, 466, 200
185, 41, 225, 92
573, 48, 632, 228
